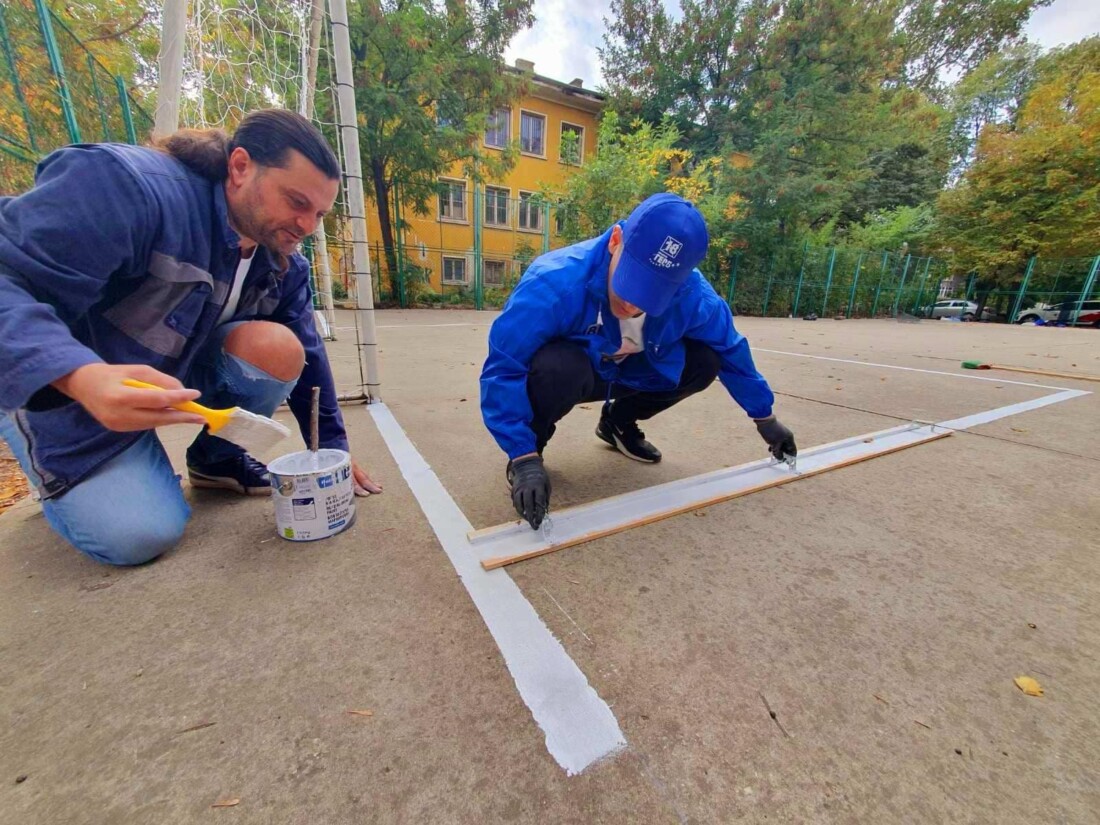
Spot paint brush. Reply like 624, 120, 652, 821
123, 379, 292, 455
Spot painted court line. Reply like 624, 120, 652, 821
368, 402, 626, 776
755, 348, 1074, 391
467, 389, 1090, 568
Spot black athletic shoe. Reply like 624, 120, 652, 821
595, 404, 662, 463
187, 454, 271, 496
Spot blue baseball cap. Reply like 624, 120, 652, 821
611, 193, 709, 317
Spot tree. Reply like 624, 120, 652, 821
601, 0, 768, 154
344, 0, 533, 295
935, 38, 1100, 284
895, 0, 1051, 92
944, 41, 1040, 176
544, 111, 686, 244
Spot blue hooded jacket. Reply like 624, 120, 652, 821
0, 143, 347, 499
480, 226, 775, 459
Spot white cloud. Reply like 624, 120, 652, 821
505, 0, 1100, 92
1024, 0, 1100, 49
505, 0, 614, 89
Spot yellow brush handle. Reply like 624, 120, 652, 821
122, 379, 233, 432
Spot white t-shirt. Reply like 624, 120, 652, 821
611, 313, 646, 362
217, 250, 255, 326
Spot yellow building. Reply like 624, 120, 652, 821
364, 59, 606, 302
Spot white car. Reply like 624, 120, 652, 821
922, 299, 996, 320
1016, 300, 1100, 326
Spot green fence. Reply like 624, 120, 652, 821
0, 0, 152, 195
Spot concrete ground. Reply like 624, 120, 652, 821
2, 311, 1097, 824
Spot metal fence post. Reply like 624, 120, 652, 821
1072, 254, 1100, 326
821, 247, 837, 317
792, 243, 809, 317
542, 202, 550, 254
911, 256, 933, 314
392, 181, 406, 307
114, 76, 138, 143
0, 4, 38, 152
1009, 256, 1036, 323
726, 252, 739, 307
34, 0, 81, 144
762, 270, 775, 316
871, 252, 890, 317
473, 184, 483, 310
846, 251, 865, 318
891, 254, 913, 317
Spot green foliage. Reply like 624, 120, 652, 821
346, 0, 534, 295
845, 205, 937, 253
934, 38, 1100, 283
541, 111, 684, 243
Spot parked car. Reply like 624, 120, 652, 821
920, 299, 997, 320
1016, 300, 1100, 326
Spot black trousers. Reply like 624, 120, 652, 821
526, 339, 721, 453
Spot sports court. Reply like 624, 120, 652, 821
2, 312, 1097, 822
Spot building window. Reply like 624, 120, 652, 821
442, 256, 467, 284
560, 122, 584, 165
518, 191, 542, 232
438, 179, 466, 222
484, 186, 510, 227
483, 260, 507, 286
520, 111, 546, 156
485, 108, 510, 149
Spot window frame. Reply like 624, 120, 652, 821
442, 255, 468, 285
483, 185, 511, 228
519, 109, 547, 158
485, 108, 511, 150
437, 177, 468, 224
517, 190, 543, 233
559, 121, 585, 165
482, 259, 508, 286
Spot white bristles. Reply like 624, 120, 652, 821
214, 408, 293, 455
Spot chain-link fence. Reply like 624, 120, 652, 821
0, 0, 152, 195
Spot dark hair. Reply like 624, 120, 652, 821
153, 109, 340, 181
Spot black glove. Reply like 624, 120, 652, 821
508, 456, 551, 530
755, 415, 797, 460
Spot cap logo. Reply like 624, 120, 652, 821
651, 236, 683, 269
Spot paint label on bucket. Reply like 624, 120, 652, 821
269, 449, 356, 542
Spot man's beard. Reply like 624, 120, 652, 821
231, 193, 300, 256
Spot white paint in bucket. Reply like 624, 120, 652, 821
268, 449, 355, 541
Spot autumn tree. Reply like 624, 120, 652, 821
345, 0, 533, 294
935, 38, 1100, 284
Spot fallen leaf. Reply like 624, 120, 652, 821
1014, 676, 1043, 696
1010, 427, 1028, 433
693, 510, 707, 517
873, 694, 889, 705
212, 799, 240, 808
913, 720, 932, 729
863, 438, 874, 443
1027, 623, 1037, 629
346, 709, 374, 717
578, 405, 591, 410
15, 775, 27, 784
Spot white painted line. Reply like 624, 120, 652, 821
755, 348, 1072, 390
938, 389, 1090, 430
377, 322, 483, 329
368, 402, 626, 775
470, 388, 1090, 566
469, 423, 947, 561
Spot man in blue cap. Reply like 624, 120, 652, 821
480, 193, 796, 530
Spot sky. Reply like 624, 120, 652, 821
504, 0, 1100, 91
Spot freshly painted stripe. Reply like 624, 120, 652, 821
368, 402, 626, 775
755, 348, 1071, 390
470, 388, 1090, 567
938, 389, 1090, 430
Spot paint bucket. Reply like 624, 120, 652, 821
268, 449, 355, 541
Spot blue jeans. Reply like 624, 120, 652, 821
0, 323, 299, 566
